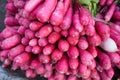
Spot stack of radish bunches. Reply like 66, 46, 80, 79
0, 0, 120, 80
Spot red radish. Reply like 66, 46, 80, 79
18, 26, 26, 35
36, 24, 53, 38
112, 11, 120, 21
69, 58, 79, 69
97, 49, 111, 70
38, 38, 48, 47
43, 44, 54, 55
88, 47, 97, 58
53, 26, 62, 32
55, 56, 68, 74
9, 44, 25, 60
67, 46, 79, 59
45, 63, 53, 71
44, 70, 53, 78
25, 0, 43, 12
61, 30, 68, 37
105, 68, 114, 78
107, 52, 120, 63
87, 33, 101, 46
99, 0, 106, 6
5, 3, 17, 13
2, 59, 11, 67
60, 6, 73, 30
50, 0, 64, 25
25, 69, 34, 78
29, 21, 43, 31
64, 0, 71, 14
25, 46, 32, 53
67, 36, 79, 45
91, 69, 100, 80
95, 21, 110, 40
14, 0, 25, 9
20, 62, 30, 70
51, 49, 63, 62
67, 75, 77, 80
88, 59, 96, 70
79, 50, 93, 66
36, 64, 46, 75
1, 34, 21, 49
1, 27, 17, 38
78, 37, 88, 50
21, 37, 29, 45
30, 58, 41, 69
105, 3, 116, 21
73, 9, 83, 33
99, 70, 111, 80
25, 29, 35, 39
14, 52, 31, 66
29, 38, 38, 47
39, 54, 50, 64
4, 16, 19, 26
0, 50, 9, 61
36, 0, 57, 22
69, 27, 79, 37
32, 46, 42, 54
58, 39, 70, 52
54, 71, 66, 80
48, 32, 61, 44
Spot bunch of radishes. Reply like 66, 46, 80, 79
0, 0, 120, 80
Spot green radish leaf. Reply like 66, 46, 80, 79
91, 0, 99, 3
79, 0, 91, 5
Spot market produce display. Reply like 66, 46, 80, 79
0, 0, 120, 80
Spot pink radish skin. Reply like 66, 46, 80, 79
58, 39, 70, 52
25, 46, 32, 53
56, 56, 68, 74
50, 0, 64, 25
53, 26, 62, 32
29, 38, 38, 47
1, 34, 21, 49
30, 59, 41, 69
69, 27, 79, 37
68, 46, 79, 59
88, 47, 97, 58
38, 38, 48, 47
44, 71, 53, 78
95, 21, 110, 40
25, 69, 33, 78
91, 69, 100, 80
87, 33, 101, 46
9, 44, 25, 60
29, 21, 43, 31
105, 3, 116, 21
48, 32, 61, 44
79, 50, 93, 66
36, 0, 57, 22
43, 44, 54, 55
78, 37, 88, 50
99, 70, 111, 80
36, 64, 46, 75
20, 62, 30, 70
48, 76, 55, 80
0, 50, 9, 62
69, 58, 79, 69
39, 54, 50, 64
99, 0, 107, 6
97, 49, 111, 70
67, 36, 79, 45
64, 0, 71, 15
1, 27, 17, 38
25, 0, 43, 12
2, 59, 11, 67
88, 59, 96, 70
18, 26, 26, 35
14, 52, 31, 66
37, 24, 53, 38
73, 9, 83, 33
32, 46, 42, 54
107, 52, 120, 63
4, 16, 19, 26
105, 68, 114, 78
25, 29, 35, 39
61, 30, 68, 37
112, 11, 120, 21
60, 6, 73, 30
45, 63, 53, 71
51, 49, 63, 62
14, 0, 25, 9
109, 22, 120, 33
21, 37, 29, 46
5, 3, 17, 13
54, 71, 66, 80
67, 75, 77, 80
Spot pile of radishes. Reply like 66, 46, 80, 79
0, 0, 120, 80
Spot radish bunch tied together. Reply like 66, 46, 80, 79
0, 0, 120, 80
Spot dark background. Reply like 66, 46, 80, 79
0, 0, 46, 80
